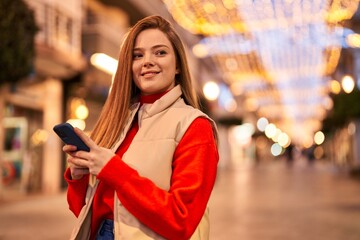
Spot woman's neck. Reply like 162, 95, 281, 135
140, 90, 170, 104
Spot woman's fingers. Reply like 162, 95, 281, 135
68, 156, 90, 168
73, 127, 97, 150
63, 144, 77, 153
66, 128, 116, 176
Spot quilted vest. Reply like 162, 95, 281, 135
70, 85, 217, 240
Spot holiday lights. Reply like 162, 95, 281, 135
163, 0, 360, 146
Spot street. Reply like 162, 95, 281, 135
1, 159, 360, 240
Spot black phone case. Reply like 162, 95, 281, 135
53, 123, 90, 152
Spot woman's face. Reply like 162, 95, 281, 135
132, 28, 178, 96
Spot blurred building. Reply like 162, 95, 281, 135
2, 0, 360, 199
1, 0, 86, 197
324, 9, 360, 170
0, 0, 219, 197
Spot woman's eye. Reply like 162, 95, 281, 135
156, 50, 167, 56
133, 53, 143, 59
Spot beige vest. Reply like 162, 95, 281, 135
70, 86, 217, 240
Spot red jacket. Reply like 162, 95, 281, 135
65, 91, 218, 239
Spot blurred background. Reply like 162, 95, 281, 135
1, 0, 360, 239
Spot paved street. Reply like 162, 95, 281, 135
209, 160, 360, 240
1, 159, 360, 240
0, 191, 75, 240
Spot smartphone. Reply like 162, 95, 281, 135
53, 123, 90, 152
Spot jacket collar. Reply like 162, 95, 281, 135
138, 85, 182, 119
109, 85, 183, 154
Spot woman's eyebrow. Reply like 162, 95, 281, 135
133, 44, 170, 51
151, 44, 170, 50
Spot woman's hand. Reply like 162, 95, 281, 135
63, 127, 116, 180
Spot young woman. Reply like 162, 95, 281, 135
63, 15, 219, 240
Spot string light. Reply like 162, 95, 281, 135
314, 131, 325, 145
330, 80, 342, 94
90, 53, 118, 75
341, 75, 355, 93
203, 81, 220, 101
162, 0, 360, 145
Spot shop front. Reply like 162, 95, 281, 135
0, 0, 85, 199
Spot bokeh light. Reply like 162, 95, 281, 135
314, 131, 325, 145
257, 117, 269, 132
265, 123, 277, 138
341, 75, 355, 94
271, 143, 283, 157
203, 81, 220, 101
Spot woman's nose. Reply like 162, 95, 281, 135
143, 54, 155, 67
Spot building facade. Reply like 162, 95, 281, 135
0, 0, 216, 198
1, 0, 86, 197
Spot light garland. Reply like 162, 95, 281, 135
163, 0, 360, 146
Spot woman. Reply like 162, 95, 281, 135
63, 15, 219, 240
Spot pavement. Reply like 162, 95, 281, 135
0, 192, 75, 240
1, 159, 360, 240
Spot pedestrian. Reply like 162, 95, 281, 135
62, 15, 219, 240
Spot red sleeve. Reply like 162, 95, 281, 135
64, 168, 89, 217
97, 117, 218, 239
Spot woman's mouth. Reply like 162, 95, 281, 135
141, 71, 159, 78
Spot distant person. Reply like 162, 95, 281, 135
62, 15, 219, 240
307, 145, 316, 164
285, 144, 294, 165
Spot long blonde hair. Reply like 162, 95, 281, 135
90, 15, 199, 148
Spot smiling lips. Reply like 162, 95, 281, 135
141, 71, 160, 78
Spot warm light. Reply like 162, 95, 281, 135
257, 117, 269, 132
67, 119, 86, 130
192, 44, 209, 58
271, 128, 282, 143
346, 33, 360, 48
265, 123, 277, 138
271, 143, 283, 157
203, 81, 220, 101
330, 80, 341, 94
162, 0, 360, 146
341, 75, 355, 94
31, 129, 49, 146
75, 105, 89, 120
70, 98, 89, 120
278, 132, 290, 147
314, 131, 325, 145
90, 53, 118, 75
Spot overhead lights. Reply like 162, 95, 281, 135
341, 75, 355, 94
203, 81, 220, 101
346, 33, 360, 48
257, 117, 269, 132
90, 53, 118, 75
314, 131, 325, 145
330, 80, 341, 94
162, 0, 360, 146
